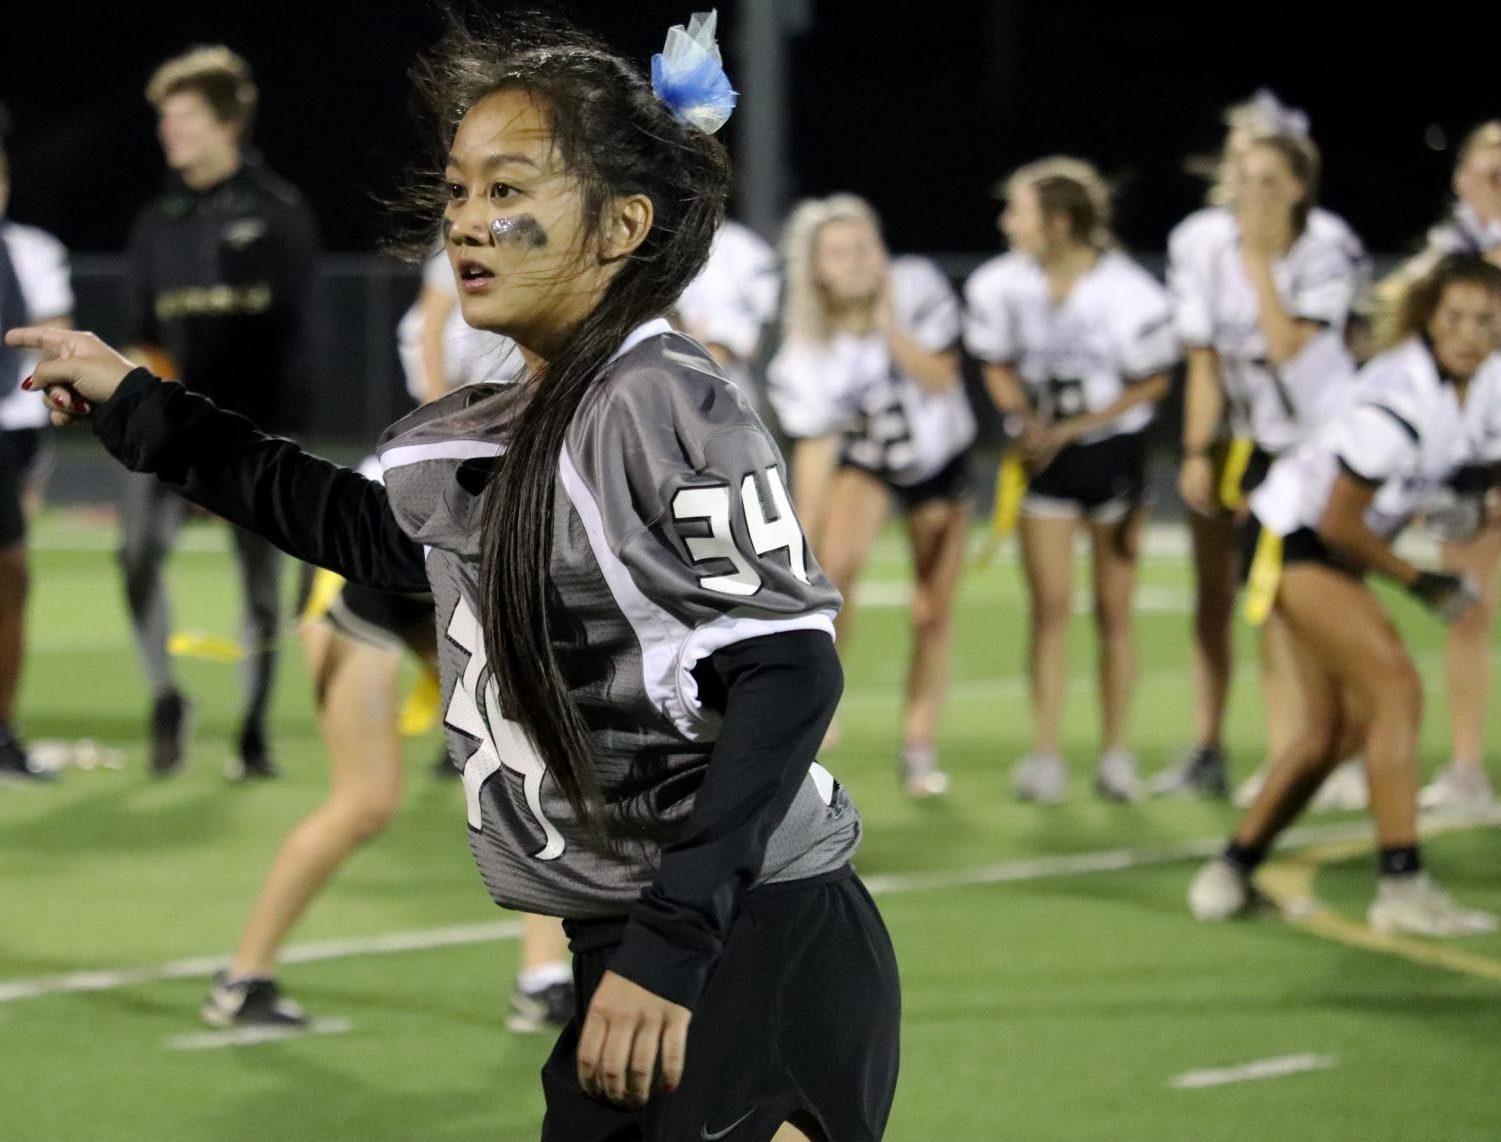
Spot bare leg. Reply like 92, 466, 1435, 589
1187, 511, 1236, 752
818, 468, 893, 651
0, 543, 28, 727
228, 627, 403, 978
1441, 523, 1501, 769
1259, 610, 1307, 762
1237, 566, 1422, 853
520, 914, 569, 974
902, 497, 969, 749
1087, 509, 1143, 755
1019, 511, 1077, 758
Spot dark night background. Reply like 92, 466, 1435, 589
2, 1, 1494, 259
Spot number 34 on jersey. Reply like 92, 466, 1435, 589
670, 464, 810, 598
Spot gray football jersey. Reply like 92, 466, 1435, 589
378, 319, 859, 919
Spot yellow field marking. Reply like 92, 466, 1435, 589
1258, 817, 1501, 984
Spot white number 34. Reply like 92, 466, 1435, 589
670, 466, 810, 597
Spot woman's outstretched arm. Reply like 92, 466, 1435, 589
7, 326, 427, 593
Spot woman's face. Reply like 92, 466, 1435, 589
1237, 143, 1306, 220
813, 218, 886, 305
1455, 143, 1501, 224
1000, 182, 1048, 259
156, 91, 240, 175
1427, 281, 1501, 380
443, 88, 612, 345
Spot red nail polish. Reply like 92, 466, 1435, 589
20, 376, 32, 391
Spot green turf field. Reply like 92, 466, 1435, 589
3, 516, 1499, 1141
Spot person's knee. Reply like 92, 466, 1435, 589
1030, 589, 1071, 635
0, 546, 29, 604
335, 792, 401, 842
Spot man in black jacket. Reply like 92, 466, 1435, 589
121, 46, 319, 778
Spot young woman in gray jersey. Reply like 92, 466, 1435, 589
1409, 123, 1501, 810
1155, 93, 1369, 804
769, 194, 974, 798
11, 13, 897, 1141
966, 158, 1176, 804
1188, 254, 1501, 937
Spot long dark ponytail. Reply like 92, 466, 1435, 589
405, 13, 729, 849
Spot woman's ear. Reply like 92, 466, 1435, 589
600, 194, 654, 263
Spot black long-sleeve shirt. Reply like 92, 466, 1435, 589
122, 157, 319, 434
93, 347, 855, 1010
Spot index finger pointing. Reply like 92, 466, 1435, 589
4, 326, 75, 355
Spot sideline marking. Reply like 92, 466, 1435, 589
1170, 1053, 1336, 1090
1258, 815, 1501, 985
3, 810, 1496, 1007
167, 1017, 352, 1051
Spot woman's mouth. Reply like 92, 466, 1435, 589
458, 260, 497, 293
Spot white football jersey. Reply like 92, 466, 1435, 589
768, 256, 975, 486
1251, 339, 1501, 541
397, 251, 525, 400
675, 220, 779, 368
1425, 203, 1501, 259
0, 221, 73, 429
963, 249, 1178, 444
1168, 205, 1365, 453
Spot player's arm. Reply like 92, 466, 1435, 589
6, 327, 427, 592
1178, 346, 1224, 514
1318, 469, 1418, 586
887, 328, 961, 393
1052, 370, 1171, 447
1244, 255, 1321, 366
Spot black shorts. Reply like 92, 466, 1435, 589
0, 429, 43, 548
1024, 431, 1145, 523
328, 582, 437, 657
842, 451, 972, 512
540, 870, 901, 1142
1238, 514, 1362, 585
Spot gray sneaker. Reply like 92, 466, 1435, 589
1368, 874, 1499, 937
1095, 750, 1142, 803
1012, 754, 1067, 804
1419, 763, 1495, 812
1147, 745, 1229, 799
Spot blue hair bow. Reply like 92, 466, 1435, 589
651, 10, 738, 135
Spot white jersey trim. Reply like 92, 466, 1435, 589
379, 439, 504, 474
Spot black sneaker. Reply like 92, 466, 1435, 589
1147, 745, 1229, 799
228, 723, 280, 781
505, 980, 575, 1034
201, 971, 308, 1028
0, 727, 54, 783
150, 690, 192, 777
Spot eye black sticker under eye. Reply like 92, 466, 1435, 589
490, 215, 549, 249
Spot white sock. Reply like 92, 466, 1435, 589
518, 962, 571, 993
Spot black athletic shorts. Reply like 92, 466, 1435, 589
841, 450, 972, 512
1238, 514, 1362, 585
0, 429, 43, 548
327, 582, 437, 657
540, 869, 901, 1142
1239, 444, 1276, 499
1024, 430, 1146, 523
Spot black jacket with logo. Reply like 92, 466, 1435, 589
123, 157, 319, 433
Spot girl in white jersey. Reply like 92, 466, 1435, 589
1188, 254, 1501, 937
1164, 120, 1365, 806
1413, 123, 1501, 810
965, 158, 1176, 803
768, 194, 974, 797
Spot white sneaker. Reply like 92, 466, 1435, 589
1095, 750, 1142, 803
1012, 754, 1067, 804
1368, 874, 1499, 937
1188, 858, 1265, 922
1419, 763, 1496, 812
1311, 759, 1368, 813
900, 744, 950, 799
1233, 766, 1267, 809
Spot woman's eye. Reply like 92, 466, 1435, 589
491, 183, 516, 200
445, 182, 465, 202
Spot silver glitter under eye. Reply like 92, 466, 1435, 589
490, 215, 549, 249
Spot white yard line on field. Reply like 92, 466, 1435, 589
1170, 1053, 1337, 1090
9, 811, 1497, 1008
166, 1017, 353, 1051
